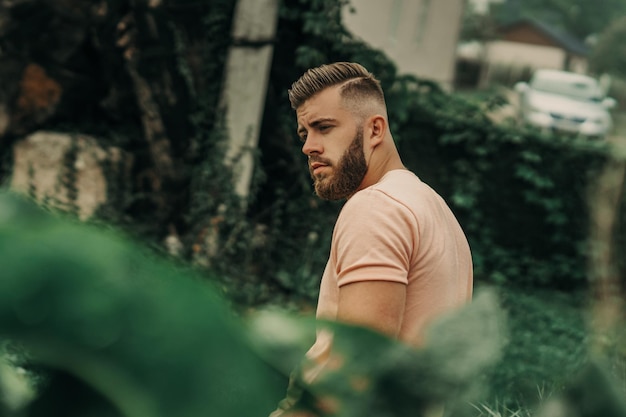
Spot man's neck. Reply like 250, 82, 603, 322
357, 149, 405, 193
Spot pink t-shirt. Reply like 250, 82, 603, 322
304, 169, 473, 380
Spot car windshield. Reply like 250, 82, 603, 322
530, 75, 603, 102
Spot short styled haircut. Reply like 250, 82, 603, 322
288, 62, 385, 111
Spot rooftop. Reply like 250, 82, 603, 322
499, 18, 589, 56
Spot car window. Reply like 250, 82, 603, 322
530, 76, 603, 102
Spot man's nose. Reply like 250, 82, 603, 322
302, 135, 322, 155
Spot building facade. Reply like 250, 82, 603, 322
486, 19, 589, 74
342, 0, 465, 90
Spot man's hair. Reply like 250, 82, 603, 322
288, 62, 385, 110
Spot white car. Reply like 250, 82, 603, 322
515, 69, 616, 139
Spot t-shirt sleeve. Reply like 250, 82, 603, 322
333, 189, 416, 287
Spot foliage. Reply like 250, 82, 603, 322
590, 15, 626, 79
393, 84, 613, 290
459, 1, 499, 43
0, 192, 518, 417
0, 194, 620, 417
486, 286, 589, 408
491, 0, 626, 40
0, 192, 287, 417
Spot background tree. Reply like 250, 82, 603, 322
492, 0, 626, 40
459, 1, 498, 44
589, 15, 626, 79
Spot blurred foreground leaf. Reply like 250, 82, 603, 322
2, 190, 621, 417
0, 191, 286, 417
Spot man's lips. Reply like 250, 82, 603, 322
310, 161, 329, 175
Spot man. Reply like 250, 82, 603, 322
270, 62, 473, 416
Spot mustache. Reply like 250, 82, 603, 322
308, 156, 332, 166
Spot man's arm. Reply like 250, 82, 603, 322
337, 280, 406, 338
268, 282, 406, 417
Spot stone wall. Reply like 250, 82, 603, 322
10, 131, 132, 220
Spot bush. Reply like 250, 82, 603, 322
486, 286, 588, 407
395, 87, 611, 290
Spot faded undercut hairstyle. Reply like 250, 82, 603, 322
288, 62, 386, 113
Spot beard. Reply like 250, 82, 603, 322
309, 128, 367, 200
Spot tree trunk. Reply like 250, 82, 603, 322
588, 156, 626, 379
220, 0, 280, 201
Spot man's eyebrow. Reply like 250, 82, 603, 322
310, 117, 336, 126
297, 117, 337, 137
299, 117, 336, 130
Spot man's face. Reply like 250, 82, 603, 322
296, 87, 368, 200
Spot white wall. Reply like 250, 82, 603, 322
486, 41, 566, 70
342, 0, 465, 90
483, 40, 588, 82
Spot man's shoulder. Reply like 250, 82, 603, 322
372, 169, 422, 193
364, 169, 431, 203
343, 170, 421, 215
347, 169, 446, 218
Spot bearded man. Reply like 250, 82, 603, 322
269, 62, 473, 416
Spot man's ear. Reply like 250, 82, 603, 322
368, 115, 386, 147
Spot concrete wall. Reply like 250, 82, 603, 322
342, 0, 464, 90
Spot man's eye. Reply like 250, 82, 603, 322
298, 135, 307, 143
319, 125, 331, 132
